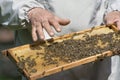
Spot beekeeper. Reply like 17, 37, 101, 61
0, 0, 120, 80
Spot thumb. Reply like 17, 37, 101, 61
117, 23, 120, 30
115, 19, 120, 30
106, 19, 114, 25
55, 16, 70, 25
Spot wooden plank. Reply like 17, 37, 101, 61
30, 51, 113, 80
106, 24, 118, 32
3, 25, 119, 80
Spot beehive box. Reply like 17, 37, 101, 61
3, 25, 120, 80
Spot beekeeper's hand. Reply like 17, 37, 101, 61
27, 8, 70, 41
105, 11, 120, 30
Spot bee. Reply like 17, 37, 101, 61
30, 69, 37, 73
42, 71, 45, 75
90, 26, 95, 33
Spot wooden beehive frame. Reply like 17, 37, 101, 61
2, 25, 119, 80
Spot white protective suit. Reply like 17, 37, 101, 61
0, 0, 120, 80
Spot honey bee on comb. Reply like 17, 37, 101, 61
16, 31, 120, 74
41, 31, 120, 66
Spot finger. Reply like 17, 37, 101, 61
49, 19, 61, 32
105, 14, 115, 25
106, 19, 114, 25
42, 20, 54, 37
115, 20, 120, 30
36, 23, 45, 40
55, 16, 70, 25
32, 25, 38, 41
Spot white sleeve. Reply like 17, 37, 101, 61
18, 0, 45, 28
0, 0, 52, 29
106, 0, 120, 13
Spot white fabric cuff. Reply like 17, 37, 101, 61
18, 0, 45, 28
105, 0, 120, 14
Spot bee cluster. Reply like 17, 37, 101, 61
16, 31, 120, 74
17, 55, 37, 74
42, 31, 120, 66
